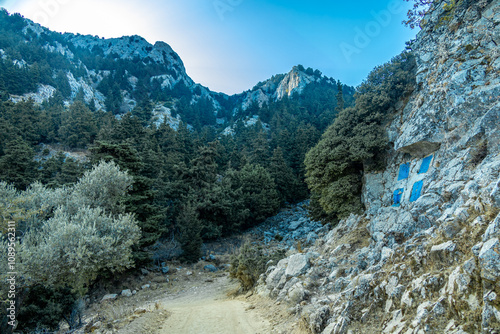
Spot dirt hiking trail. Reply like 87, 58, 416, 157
157, 276, 271, 334
113, 275, 274, 334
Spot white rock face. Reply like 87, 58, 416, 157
66, 72, 106, 110
241, 89, 270, 110
274, 67, 316, 100
221, 115, 270, 136
239, 66, 337, 112
8, 22, 227, 121
151, 103, 181, 129
10, 84, 56, 104
150, 74, 177, 90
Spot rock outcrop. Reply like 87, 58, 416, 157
239, 65, 341, 111
256, 1, 500, 333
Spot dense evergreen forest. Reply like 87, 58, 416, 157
0, 8, 417, 332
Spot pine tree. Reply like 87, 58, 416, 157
90, 140, 166, 263
248, 128, 270, 167
269, 147, 300, 204
55, 70, 71, 98
305, 52, 416, 222
336, 81, 344, 114
74, 87, 86, 102
107, 113, 146, 143
0, 138, 37, 190
131, 102, 153, 126
59, 101, 97, 148
182, 143, 221, 238
57, 157, 84, 186
177, 202, 203, 263
105, 82, 123, 114
39, 153, 84, 188
235, 163, 280, 227
1, 100, 42, 145
183, 143, 218, 191
39, 152, 63, 186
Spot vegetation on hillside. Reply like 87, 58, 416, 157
0, 162, 140, 331
305, 52, 417, 223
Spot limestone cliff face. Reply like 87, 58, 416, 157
274, 66, 317, 100
239, 66, 338, 111
8, 17, 223, 116
256, 1, 500, 333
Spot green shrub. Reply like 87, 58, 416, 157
0, 161, 141, 296
70, 160, 133, 215
469, 139, 488, 168
19, 206, 140, 295
235, 164, 280, 227
17, 285, 79, 332
229, 242, 286, 291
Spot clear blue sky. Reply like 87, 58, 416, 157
2, 0, 417, 95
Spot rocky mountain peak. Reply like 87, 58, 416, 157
64, 34, 185, 71
239, 65, 337, 111
274, 66, 317, 100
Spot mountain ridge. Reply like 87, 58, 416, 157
1, 8, 354, 128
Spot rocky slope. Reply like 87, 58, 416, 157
255, 1, 500, 333
13, 17, 218, 114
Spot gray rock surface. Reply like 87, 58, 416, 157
285, 253, 310, 278
121, 289, 133, 297
479, 238, 500, 281
203, 264, 218, 272
491, 178, 500, 208
101, 294, 118, 302
484, 213, 500, 241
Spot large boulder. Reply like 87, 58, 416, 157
285, 253, 310, 278
121, 289, 133, 297
266, 258, 288, 289
368, 209, 418, 238
287, 282, 308, 304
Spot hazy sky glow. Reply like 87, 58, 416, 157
2, 0, 417, 94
